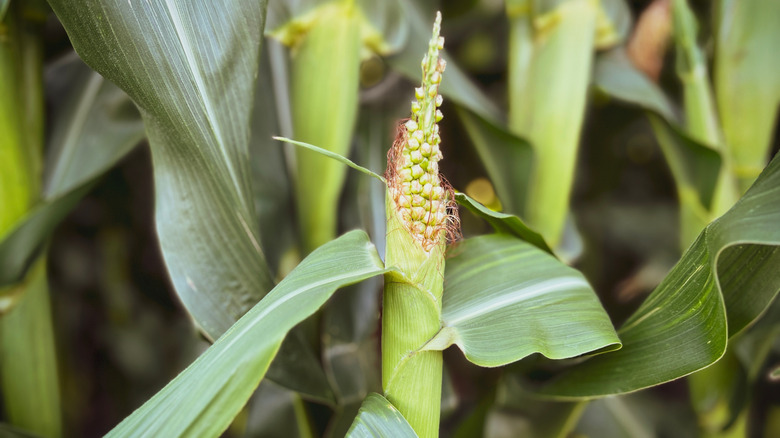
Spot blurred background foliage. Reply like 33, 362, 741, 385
0, 0, 779, 436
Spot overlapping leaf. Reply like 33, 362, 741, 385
107, 231, 389, 437
346, 393, 417, 438
48, 0, 275, 339
422, 233, 620, 367
538, 153, 780, 398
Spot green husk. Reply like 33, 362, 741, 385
382, 12, 450, 438
288, 1, 362, 254
507, 0, 598, 247
714, 0, 780, 192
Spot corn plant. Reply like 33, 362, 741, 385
1, 0, 779, 437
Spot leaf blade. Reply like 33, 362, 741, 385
426, 234, 620, 367
346, 393, 418, 438
48, 0, 275, 338
107, 231, 388, 437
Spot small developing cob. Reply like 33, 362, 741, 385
386, 12, 452, 252
382, 11, 456, 438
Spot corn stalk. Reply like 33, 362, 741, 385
382, 13, 451, 438
0, 2, 61, 436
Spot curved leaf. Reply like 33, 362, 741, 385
48, 0, 275, 339
346, 393, 417, 438
537, 152, 780, 398
107, 230, 388, 437
0, 55, 144, 287
422, 234, 620, 367
454, 193, 551, 254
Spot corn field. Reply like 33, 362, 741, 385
1, 0, 779, 437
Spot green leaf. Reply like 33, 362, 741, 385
346, 393, 418, 438
275, 137, 386, 184
48, 0, 275, 339
455, 107, 533, 219
0, 55, 144, 287
454, 193, 551, 254
537, 152, 780, 398
107, 230, 389, 437
594, 48, 678, 122
422, 234, 620, 367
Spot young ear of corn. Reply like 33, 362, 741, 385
289, 1, 362, 254
382, 12, 452, 438
506, 0, 598, 247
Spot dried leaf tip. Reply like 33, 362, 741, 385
387, 11, 454, 252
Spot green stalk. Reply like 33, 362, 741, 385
0, 3, 62, 437
714, 0, 780, 192
507, 0, 598, 247
671, 0, 738, 248
382, 13, 450, 438
289, 0, 361, 254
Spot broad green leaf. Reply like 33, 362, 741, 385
346, 393, 417, 438
107, 231, 389, 437
422, 234, 620, 367
386, 0, 502, 124
715, 0, 780, 190
455, 107, 533, 219
48, 0, 275, 339
537, 152, 780, 398
0, 55, 144, 287
454, 193, 551, 254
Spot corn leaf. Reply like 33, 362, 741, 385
48, 0, 275, 339
454, 192, 551, 254
537, 152, 780, 398
345, 393, 417, 438
107, 230, 388, 437
422, 233, 620, 367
